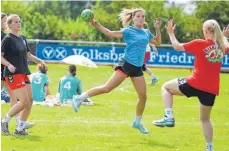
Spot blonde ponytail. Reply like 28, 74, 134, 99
204, 20, 229, 54
119, 8, 145, 27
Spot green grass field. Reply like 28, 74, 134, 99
1, 64, 229, 151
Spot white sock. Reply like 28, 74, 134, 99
206, 142, 213, 151
15, 115, 20, 124
135, 115, 142, 124
2, 114, 12, 123
79, 92, 89, 101
16, 119, 25, 131
151, 74, 156, 79
165, 108, 174, 119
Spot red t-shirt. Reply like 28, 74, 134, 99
183, 39, 229, 95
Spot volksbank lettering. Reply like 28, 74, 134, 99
36, 44, 229, 69
72, 49, 124, 61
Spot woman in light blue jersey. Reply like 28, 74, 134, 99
72, 8, 161, 134
30, 64, 50, 102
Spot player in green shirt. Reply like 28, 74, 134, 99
30, 64, 50, 102
58, 65, 93, 105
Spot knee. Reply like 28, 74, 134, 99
162, 82, 171, 93
139, 94, 147, 102
200, 117, 210, 123
162, 83, 168, 91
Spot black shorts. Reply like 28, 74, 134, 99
115, 59, 143, 77
142, 64, 147, 71
178, 78, 216, 106
1, 65, 5, 81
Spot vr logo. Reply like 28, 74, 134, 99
42, 46, 55, 59
55, 47, 67, 60
42, 46, 67, 60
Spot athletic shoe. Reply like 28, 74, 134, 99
82, 98, 94, 106
72, 95, 82, 112
132, 121, 149, 134
1, 121, 10, 135
151, 77, 158, 85
152, 116, 175, 127
24, 122, 35, 130
14, 129, 28, 136
206, 145, 214, 151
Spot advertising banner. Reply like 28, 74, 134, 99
36, 43, 229, 71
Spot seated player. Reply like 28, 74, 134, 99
58, 65, 94, 106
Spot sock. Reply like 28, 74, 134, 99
79, 92, 89, 101
2, 114, 12, 123
206, 142, 213, 151
165, 108, 174, 119
16, 119, 25, 131
151, 74, 156, 79
15, 115, 20, 125
135, 115, 142, 124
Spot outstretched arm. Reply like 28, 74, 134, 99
166, 19, 185, 51
90, 14, 123, 39
150, 18, 162, 46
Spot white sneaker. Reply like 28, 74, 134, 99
206, 145, 213, 151
23, 122, 35, 129
82, 98, 94, 106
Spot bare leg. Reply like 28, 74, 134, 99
131, 76, 149, 134
130, 76, 147, 116
200, 103, 213, 150
162, 78, 183, 108
152, 78, 184, 127
5, 83, 18, 107
7, 86, 30, 120
20, 84, 33, 121
1, 80, 4, 89
145, 67, 153, 77
87, 71, 126, 97
72, 71, 127, 112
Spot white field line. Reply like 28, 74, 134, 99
33, 119, 229, 127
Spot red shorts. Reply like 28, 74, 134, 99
5, 74, 30, 90
143, 52, 150, 64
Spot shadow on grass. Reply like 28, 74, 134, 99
1, 134, 42, 142
142, 138, 175, 149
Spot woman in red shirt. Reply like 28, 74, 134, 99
153, 19, 229, 151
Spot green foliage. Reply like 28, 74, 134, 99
1, 1, 228, 43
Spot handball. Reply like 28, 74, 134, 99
81, 9, 93, 22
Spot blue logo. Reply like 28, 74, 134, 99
55, 47, 67, 60
42, 46, 55, 59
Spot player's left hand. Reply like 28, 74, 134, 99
223, 24, 229, 37
166, 19, 176, 34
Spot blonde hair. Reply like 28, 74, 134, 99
203, 19, 229, 54
7, 14, 19, 26
118, 8, 145, 27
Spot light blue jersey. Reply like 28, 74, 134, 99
121, 26, 153, 67
58, 74, 82, 104
30, 72, 49, 102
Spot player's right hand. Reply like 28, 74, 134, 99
7, 64, 16, 73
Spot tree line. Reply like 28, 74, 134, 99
2, 1, 229, 44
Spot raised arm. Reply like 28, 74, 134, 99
150, 18, 162, 46
90, 15, 123, 39
223, 24, 229, 38
166, 19, 185, 51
